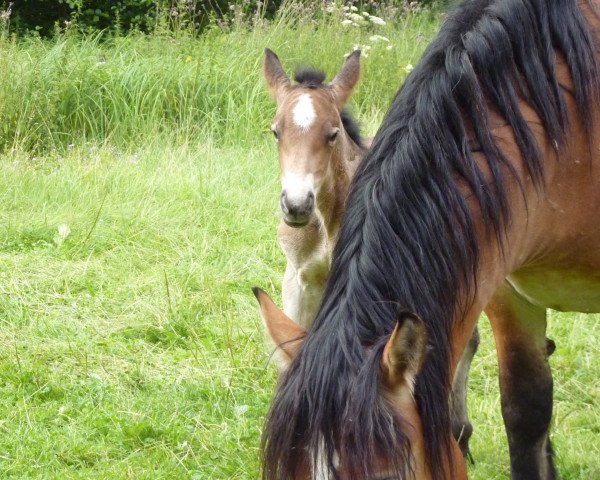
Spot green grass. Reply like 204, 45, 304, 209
0, 4, 440, 153
0, 139, 282, 478
0, 2, 598, 478
468, 314, 600, 479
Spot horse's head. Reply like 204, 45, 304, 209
263, 49, 361, 228
253, 287, 467, 480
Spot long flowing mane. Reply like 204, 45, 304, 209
262, 1, 599, 479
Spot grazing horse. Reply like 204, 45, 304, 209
263, 49, 368, 330
255, 0, 600, 479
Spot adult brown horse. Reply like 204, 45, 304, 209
255, 0, 600, 479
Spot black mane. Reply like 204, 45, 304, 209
340, 108, 364, 149
263, 2, 599, 480
294, 66, 327, 87
294, 66, 365, 148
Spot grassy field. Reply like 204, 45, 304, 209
0, 2, 598, 479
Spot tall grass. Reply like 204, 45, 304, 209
0, 2, 439, 153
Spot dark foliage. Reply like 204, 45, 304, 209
5, 0, 284, 36
262, 1, 599, 479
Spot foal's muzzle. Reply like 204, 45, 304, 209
280, 190, 315, 227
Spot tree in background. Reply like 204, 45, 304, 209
3, 0, 287, 36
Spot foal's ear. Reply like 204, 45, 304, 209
252, 287, 305, 369
264, 48, 291, 103
382, 312, 428, 390
330, 50, 361, 108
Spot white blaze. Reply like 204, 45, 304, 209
312, 437, 340, 480
293, 93, 316, 131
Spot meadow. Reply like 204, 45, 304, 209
0, 2, 598, 478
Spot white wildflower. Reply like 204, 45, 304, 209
349, 5, 358, 11
362, 11, 370, 17
54, 224, 71, 246
348, 12, 363, 22
368, 14, 386, 25
58, 224, 71, 238
341, 19, 354, 26
234, 405, 249, 416
386, 44, 393, 50
350, 44, 371, 57
369, 34, 390, 43
404, 63, 414, 73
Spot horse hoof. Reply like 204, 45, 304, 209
546, 338, 556, 357
452, 421, 474, 463
465, 448, 475, 466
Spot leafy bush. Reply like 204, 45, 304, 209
3, 0, 285, 36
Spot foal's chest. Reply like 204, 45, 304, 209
277, 222, 332, 286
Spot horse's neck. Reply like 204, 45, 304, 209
317, 133, 364, 242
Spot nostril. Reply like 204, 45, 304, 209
280, 191, 289, 214
307, 191, 315, 209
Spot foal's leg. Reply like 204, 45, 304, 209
282, 263, 303, 323
450, 325, 480, 461
486, 281, 556, 480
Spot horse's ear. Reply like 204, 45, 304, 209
264, 48, 291, 103
382, 311, 427, 389
330, 50, 361, 108
252, 287, 305, 369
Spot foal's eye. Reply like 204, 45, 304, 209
327, 128, 340, 145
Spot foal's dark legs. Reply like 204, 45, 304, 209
451, 326, 480, 461
486, 281, 556, 480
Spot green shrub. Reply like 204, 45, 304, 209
3, 0, 286, 36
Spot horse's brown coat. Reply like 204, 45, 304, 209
259, 2, 600, 476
